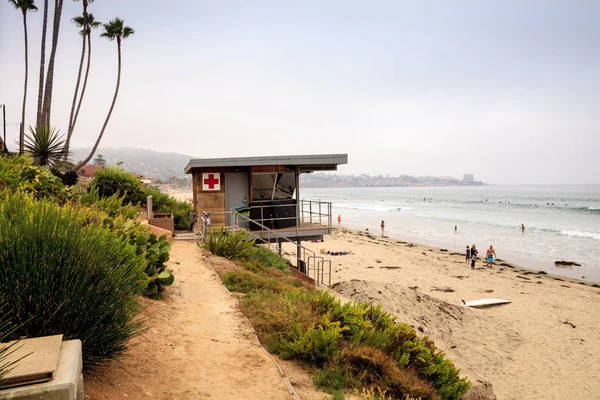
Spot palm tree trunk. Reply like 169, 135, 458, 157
68, 29, 93, 151
36, 0, 48, 127
75, 38, 122, 170
19, 11, 29, 154
63, 35, 86, 161
41, 0, 64, 126
63, 0, 90, 162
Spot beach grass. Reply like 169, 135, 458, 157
210, 245, 471, 400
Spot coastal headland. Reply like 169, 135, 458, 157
285, 227, 600, 399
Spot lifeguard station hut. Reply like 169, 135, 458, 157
184, 154, 348, 284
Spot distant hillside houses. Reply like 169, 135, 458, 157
300, 173, 484, 188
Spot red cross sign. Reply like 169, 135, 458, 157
202, 173, 221, 191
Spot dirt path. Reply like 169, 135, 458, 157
85, 241, 319, 400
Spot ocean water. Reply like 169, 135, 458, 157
302, 185, 600, 283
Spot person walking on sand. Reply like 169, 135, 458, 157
470, 244, 478, 269
380, 220, 385, 236
486, 245, 496, 267
337, 214, 341, 225
521, 223, 525, 233
465, 245, 471, 265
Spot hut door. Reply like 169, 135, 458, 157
225, 173, 249, 228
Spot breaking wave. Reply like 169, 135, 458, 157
560, 230, 600, 241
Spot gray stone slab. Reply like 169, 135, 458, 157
0, 340, 83, 400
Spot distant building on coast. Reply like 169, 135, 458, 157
463, 174, 474, 183
78, 165, 103, 178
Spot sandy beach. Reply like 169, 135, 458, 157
283, 227, 600, 400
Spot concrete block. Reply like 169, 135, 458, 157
0, 340, 83, 400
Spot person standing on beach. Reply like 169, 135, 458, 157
337, 215, 341, 225
486, 245, 496, 267
380, 220, 385, 236
465, 245, 471, 265
454, 225, 458, 233
521, 223, 525, 233
470, 244, 478, 269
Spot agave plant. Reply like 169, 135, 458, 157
24, 124, 67, 167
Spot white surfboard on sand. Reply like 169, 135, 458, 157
461, 299, 511, 307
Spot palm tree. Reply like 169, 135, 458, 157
76, 18, 134, 170
24, 125, 67, 167
40, 0, 64, 125
36, 0, 48, 126
64, 11, 100, 160
9, 0, 38, 154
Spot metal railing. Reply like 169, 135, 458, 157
230, 200, 332, 237
199, 208, 332, 286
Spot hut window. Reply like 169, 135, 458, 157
252, 173, 295, 201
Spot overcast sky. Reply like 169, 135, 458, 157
1, 0, 599, 184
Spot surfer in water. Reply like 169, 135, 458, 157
486, 245, 496, 267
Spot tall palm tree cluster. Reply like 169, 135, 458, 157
8, 0, 134, 169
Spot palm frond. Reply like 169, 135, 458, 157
101, 17, 134, 41
73, 12, 101, 36
8, 0, 37, 12
122, 26, 135, 38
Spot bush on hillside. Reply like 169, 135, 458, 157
116, 226, 174, 299
51, 167, 79, 186
77, 187, 139, 220
248, 245, 289, 274
204, 228, 255, 259
143, 187, 193, 230
0, 193, 148, 367
163, 198, 193, 230
75, 190, 175, 298
89, 166, 144, 205
219, 265, 471, 399
0, 154, 68, 201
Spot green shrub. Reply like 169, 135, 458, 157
225, 264, 470, 399
143, 186, 170, 209
89, 166, 144, 205
339, 346, 439, 400
203, 228, 255, 259
249, 245, 289, 274
143, 187, 193, 230
0, 193, 148, 367
77, 187, 139, 220
313, 366, 350, 393
161, 198, 193, 230
51, 168, 79, 186
282, 319, 346, 365
117, 227, 174, 299
0, 154, 69, 201
221, 270, 288, 293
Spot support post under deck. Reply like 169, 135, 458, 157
296, 238, 305, 274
